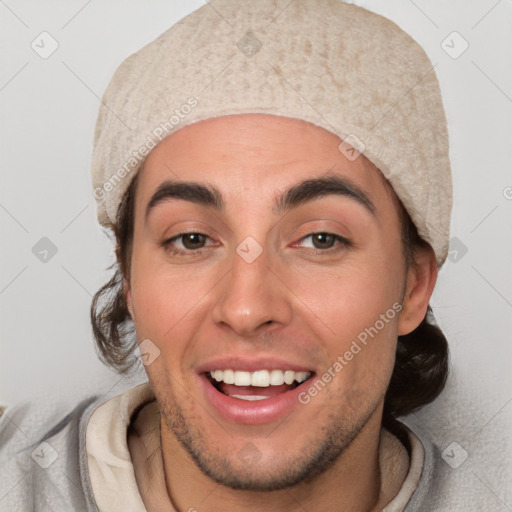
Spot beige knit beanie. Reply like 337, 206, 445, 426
91, 0, 452, 266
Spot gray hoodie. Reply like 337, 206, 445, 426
0, 385, 457, 511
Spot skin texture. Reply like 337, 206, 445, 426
125, 114, 437, 512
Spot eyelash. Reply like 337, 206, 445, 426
163, 232, 214, 256
294, 232, 352, 254
163, 232, 351, 256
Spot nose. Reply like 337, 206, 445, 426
211, 245, 293, 338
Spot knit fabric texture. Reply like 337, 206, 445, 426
91, 0, 452, 266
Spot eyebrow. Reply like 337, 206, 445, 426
274, 176, 376, 216
145, 181, 222, 221
145, 175, 375, 221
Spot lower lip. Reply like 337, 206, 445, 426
199, 374, 311, 425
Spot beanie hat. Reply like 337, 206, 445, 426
91, 0, 452, 266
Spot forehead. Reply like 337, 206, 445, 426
135, 114, 398, 216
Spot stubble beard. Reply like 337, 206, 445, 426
155, 378, 380, 492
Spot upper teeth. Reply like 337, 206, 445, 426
209, 369, 311, 387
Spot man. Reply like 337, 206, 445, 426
1, 1, 456, 510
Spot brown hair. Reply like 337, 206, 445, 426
90, 173, 449, 425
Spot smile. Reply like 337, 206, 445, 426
201, 368, 315, 424
209, 369, 311, 400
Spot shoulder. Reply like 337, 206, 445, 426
0, 391, 102, 511
399, 417, 505, 512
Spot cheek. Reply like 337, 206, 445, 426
284, 255, 403, 338
311, 297, 400, 412
283, 256, 402, 395
128, 244, 220, 346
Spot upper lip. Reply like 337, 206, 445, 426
196, 356, 315, 374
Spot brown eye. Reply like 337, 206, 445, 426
310, 233, 336, 249
180, 233, 207, 249
295, 232, 351, 253
164, 232, 212, 253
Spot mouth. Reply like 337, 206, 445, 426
207, 369, 312, 401
200, 368, 315, 424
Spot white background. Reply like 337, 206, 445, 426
1, 0, 511, 506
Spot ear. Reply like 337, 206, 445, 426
398, 245, 438, 335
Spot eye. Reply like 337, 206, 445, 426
163, 232, 213, 254
296, 232, 351, 252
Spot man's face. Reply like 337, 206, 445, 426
126, 114, 412, 490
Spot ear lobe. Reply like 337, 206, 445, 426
398, 246, 438, 335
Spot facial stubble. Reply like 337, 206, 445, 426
154, 371, 382, 492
